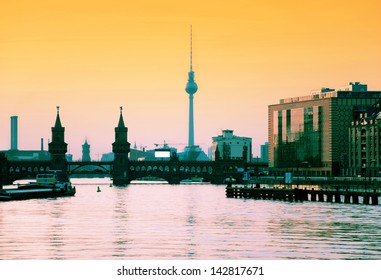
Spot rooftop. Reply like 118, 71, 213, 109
276, 82, 381, 105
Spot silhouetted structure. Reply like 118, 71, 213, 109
112, 107, 131, 185
0, 107, 260, 185
48, 106, 68, 179
10, 116, 18, 150
185, 26, 198, 147
181, 26, 208, 161
212, 130, 252, 162
82, 139, 91, 162
260, 142, 269, 163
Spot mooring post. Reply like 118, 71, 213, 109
352, 194, 359, 204
344, 189, 350, 204
371, 193, 378, 205
363, 194, 370, 205
334, 193, 341, 203
318, 192, 324, 202
310, 188, 317, 202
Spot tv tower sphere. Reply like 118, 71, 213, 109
186, 71, 198, 94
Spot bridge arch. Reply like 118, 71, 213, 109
69, 164, 110, 174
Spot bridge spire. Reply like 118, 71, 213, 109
54, 106, 62, 128
118, 106, 125, 128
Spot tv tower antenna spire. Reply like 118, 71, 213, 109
190, 25, 193, 72
185, 25, 198, 147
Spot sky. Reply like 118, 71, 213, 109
1, 0, 381, 160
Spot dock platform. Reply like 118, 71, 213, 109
226, 186, 380, 205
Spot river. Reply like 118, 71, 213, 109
1, 178, 381, 260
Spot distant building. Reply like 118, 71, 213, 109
66, 154, 73, 162
82, 139, 91, 161
269, 82, 381, 177
2, 150, 50, 161
212, 129, 252, 162
100, 148, 154, 162
349, 99, 381, 177
101, 152, 114, 162
208, 146, 213, 160
178, 146, 209, 161
260, 142, 269, 163
130, 148, 154, 161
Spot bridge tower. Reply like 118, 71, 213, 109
112, 107, 131, 185
48, 106, 68, 179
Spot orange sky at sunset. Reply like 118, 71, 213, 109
1, 0, 380, 160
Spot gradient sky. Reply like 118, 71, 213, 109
1, 0, 381, 160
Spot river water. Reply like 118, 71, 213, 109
1, 178, 381, 260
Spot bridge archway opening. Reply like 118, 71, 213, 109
69, 164, 111, 175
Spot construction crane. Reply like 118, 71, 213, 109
154, 141, 187, 149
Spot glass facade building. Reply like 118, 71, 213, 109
349, 100, 381, 177
268, 82, 381, 177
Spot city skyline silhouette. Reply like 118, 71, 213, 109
1, 0, 380, 160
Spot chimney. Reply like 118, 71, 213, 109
10, 116, 18, 150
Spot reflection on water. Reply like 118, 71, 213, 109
1, 178, 381, 260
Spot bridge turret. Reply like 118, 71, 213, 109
48, 106, 68, 177
112, 107, 131, 185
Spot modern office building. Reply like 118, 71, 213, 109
349, 99, 381, 177
260, 142, 269, 163
211, 129, 252, 162
268, 82, 381, 177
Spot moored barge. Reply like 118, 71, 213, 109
0, 173, 76, 202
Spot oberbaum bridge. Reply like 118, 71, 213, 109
0, 108, 264, 186
1, 108, 380, 205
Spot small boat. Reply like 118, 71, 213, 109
0, 173, 76, 202
191, 176, 203, 182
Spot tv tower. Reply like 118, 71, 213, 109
185, 25, 198, 147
